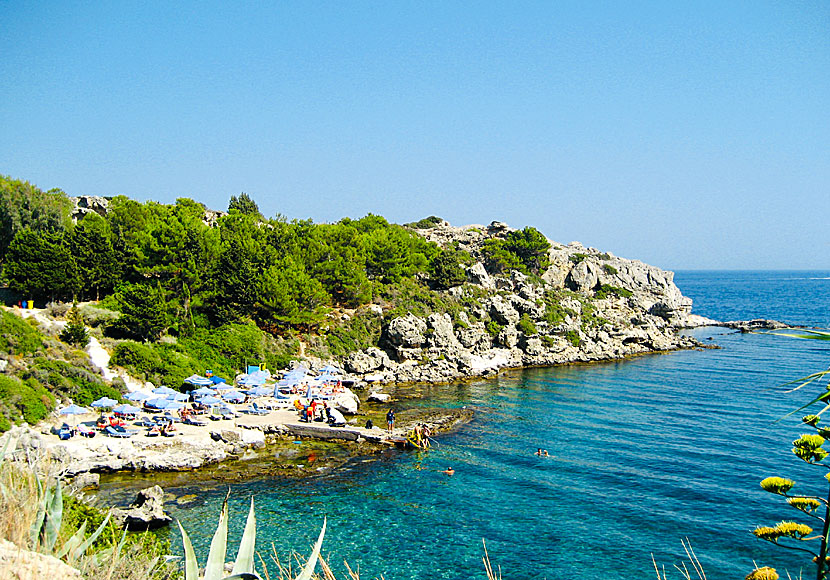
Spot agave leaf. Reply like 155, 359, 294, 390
295, 517, 326, 580
204, 494, 230, 580
765, 329, 830, 340
56, 520, 87, 559
780, 369, 830, 393
42, 479, 63, 552
29, 476, 47, 548
143, 555, 161, 577
231, 497, 257, 576
177, 520, 200, 580
70, 511, 111, 562
224, 574, 262, 580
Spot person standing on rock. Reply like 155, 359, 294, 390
386, 408, 395, 433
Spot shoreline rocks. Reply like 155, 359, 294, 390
111, 485, 172, 530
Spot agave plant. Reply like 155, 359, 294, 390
177, 494, 326, 580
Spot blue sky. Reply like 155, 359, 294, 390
1, 1, 828, 270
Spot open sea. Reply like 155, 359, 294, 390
103, 270, 830, 579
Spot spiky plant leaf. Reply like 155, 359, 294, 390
177, 520, 200, 580
56, 520, 87, 559
42, 479, 63, 552
30, 477, 47, 548
231, 497, 257, 576
224, 575, 262, 580
204, 495, 230, 580
69, 511, 112, 563
295, 517, 326, 580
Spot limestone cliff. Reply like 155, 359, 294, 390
345, 220, 708, 384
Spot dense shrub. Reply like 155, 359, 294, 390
110, 341, 164, 378
24, 358, 119, 406
486, 320, 503, 338
543, 290, 576, 326
326, 313, 383, 357
62, 495, 171, 562
569, 253, 588, 265
481, 227, 551, 275
595, 284, 632, 300
111, 323, 298, 386
0, 309, 42, 354
518, 313, 537, 335
0, 374, 54, 427
429, 249, 467, 290
565, 330, 581, 347
406, 216, 444, 229
602, 264, 618, 275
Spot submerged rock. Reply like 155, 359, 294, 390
111, 485, 172, 530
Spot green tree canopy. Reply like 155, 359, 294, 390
228, 192, 261, 217
3, 229, 78, 302
0, 175, 72, 261
105, 282, 170, 342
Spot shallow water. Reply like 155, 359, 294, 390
101, 271, 830, 579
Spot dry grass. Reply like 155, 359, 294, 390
0, 446, 176, 580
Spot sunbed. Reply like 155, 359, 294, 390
105, 425, 135, 438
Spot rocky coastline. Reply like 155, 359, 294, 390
4, 207, 788, 484
339, 221, 717, 387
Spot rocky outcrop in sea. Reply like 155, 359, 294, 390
343, 221, 715, 385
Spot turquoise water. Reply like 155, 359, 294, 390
162, 271, 830, 579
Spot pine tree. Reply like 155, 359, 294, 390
60, 302, 89, 347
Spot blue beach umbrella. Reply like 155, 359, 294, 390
113, 404, 141, 415
210, 376, 227, 384
319, 364, 342, 374
59, 404, 90, 416
124, 391, 150, 401
247, 386, 272, 397
192, 386, 216, 396
153, 386, 176, 395
316, 373, 339, 383
91, 397, 118, 409
197, 395, 222, 405
222, 390, 245, 403
145, 398, 185, 411
184, 374, 213, 386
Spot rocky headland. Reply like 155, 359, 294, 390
341, 220, 715, 386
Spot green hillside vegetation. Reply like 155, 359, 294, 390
0, 309, 119, 431
0, 175, 560, 428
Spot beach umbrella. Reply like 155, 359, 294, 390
145, 398, 185, 410
319, 364, 342, 374
197, 395, 222, 405
210, 376, 227, 384
247, 386, 272, 397
113, 404, 140, 415
167, 392, 189, 402
153, 386, 176, 395
316, 373, 339, 383
222, 390, 245, 403
59, 404, 90, 416
238, 373, 266, 386
59, 404, 90, 425
213, 382, 233, 390
90, 397, 118, 409
284, 369, 307, 380
124, 391, 151, 401
192, 386, 216, 396
184, 374, 213, 386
